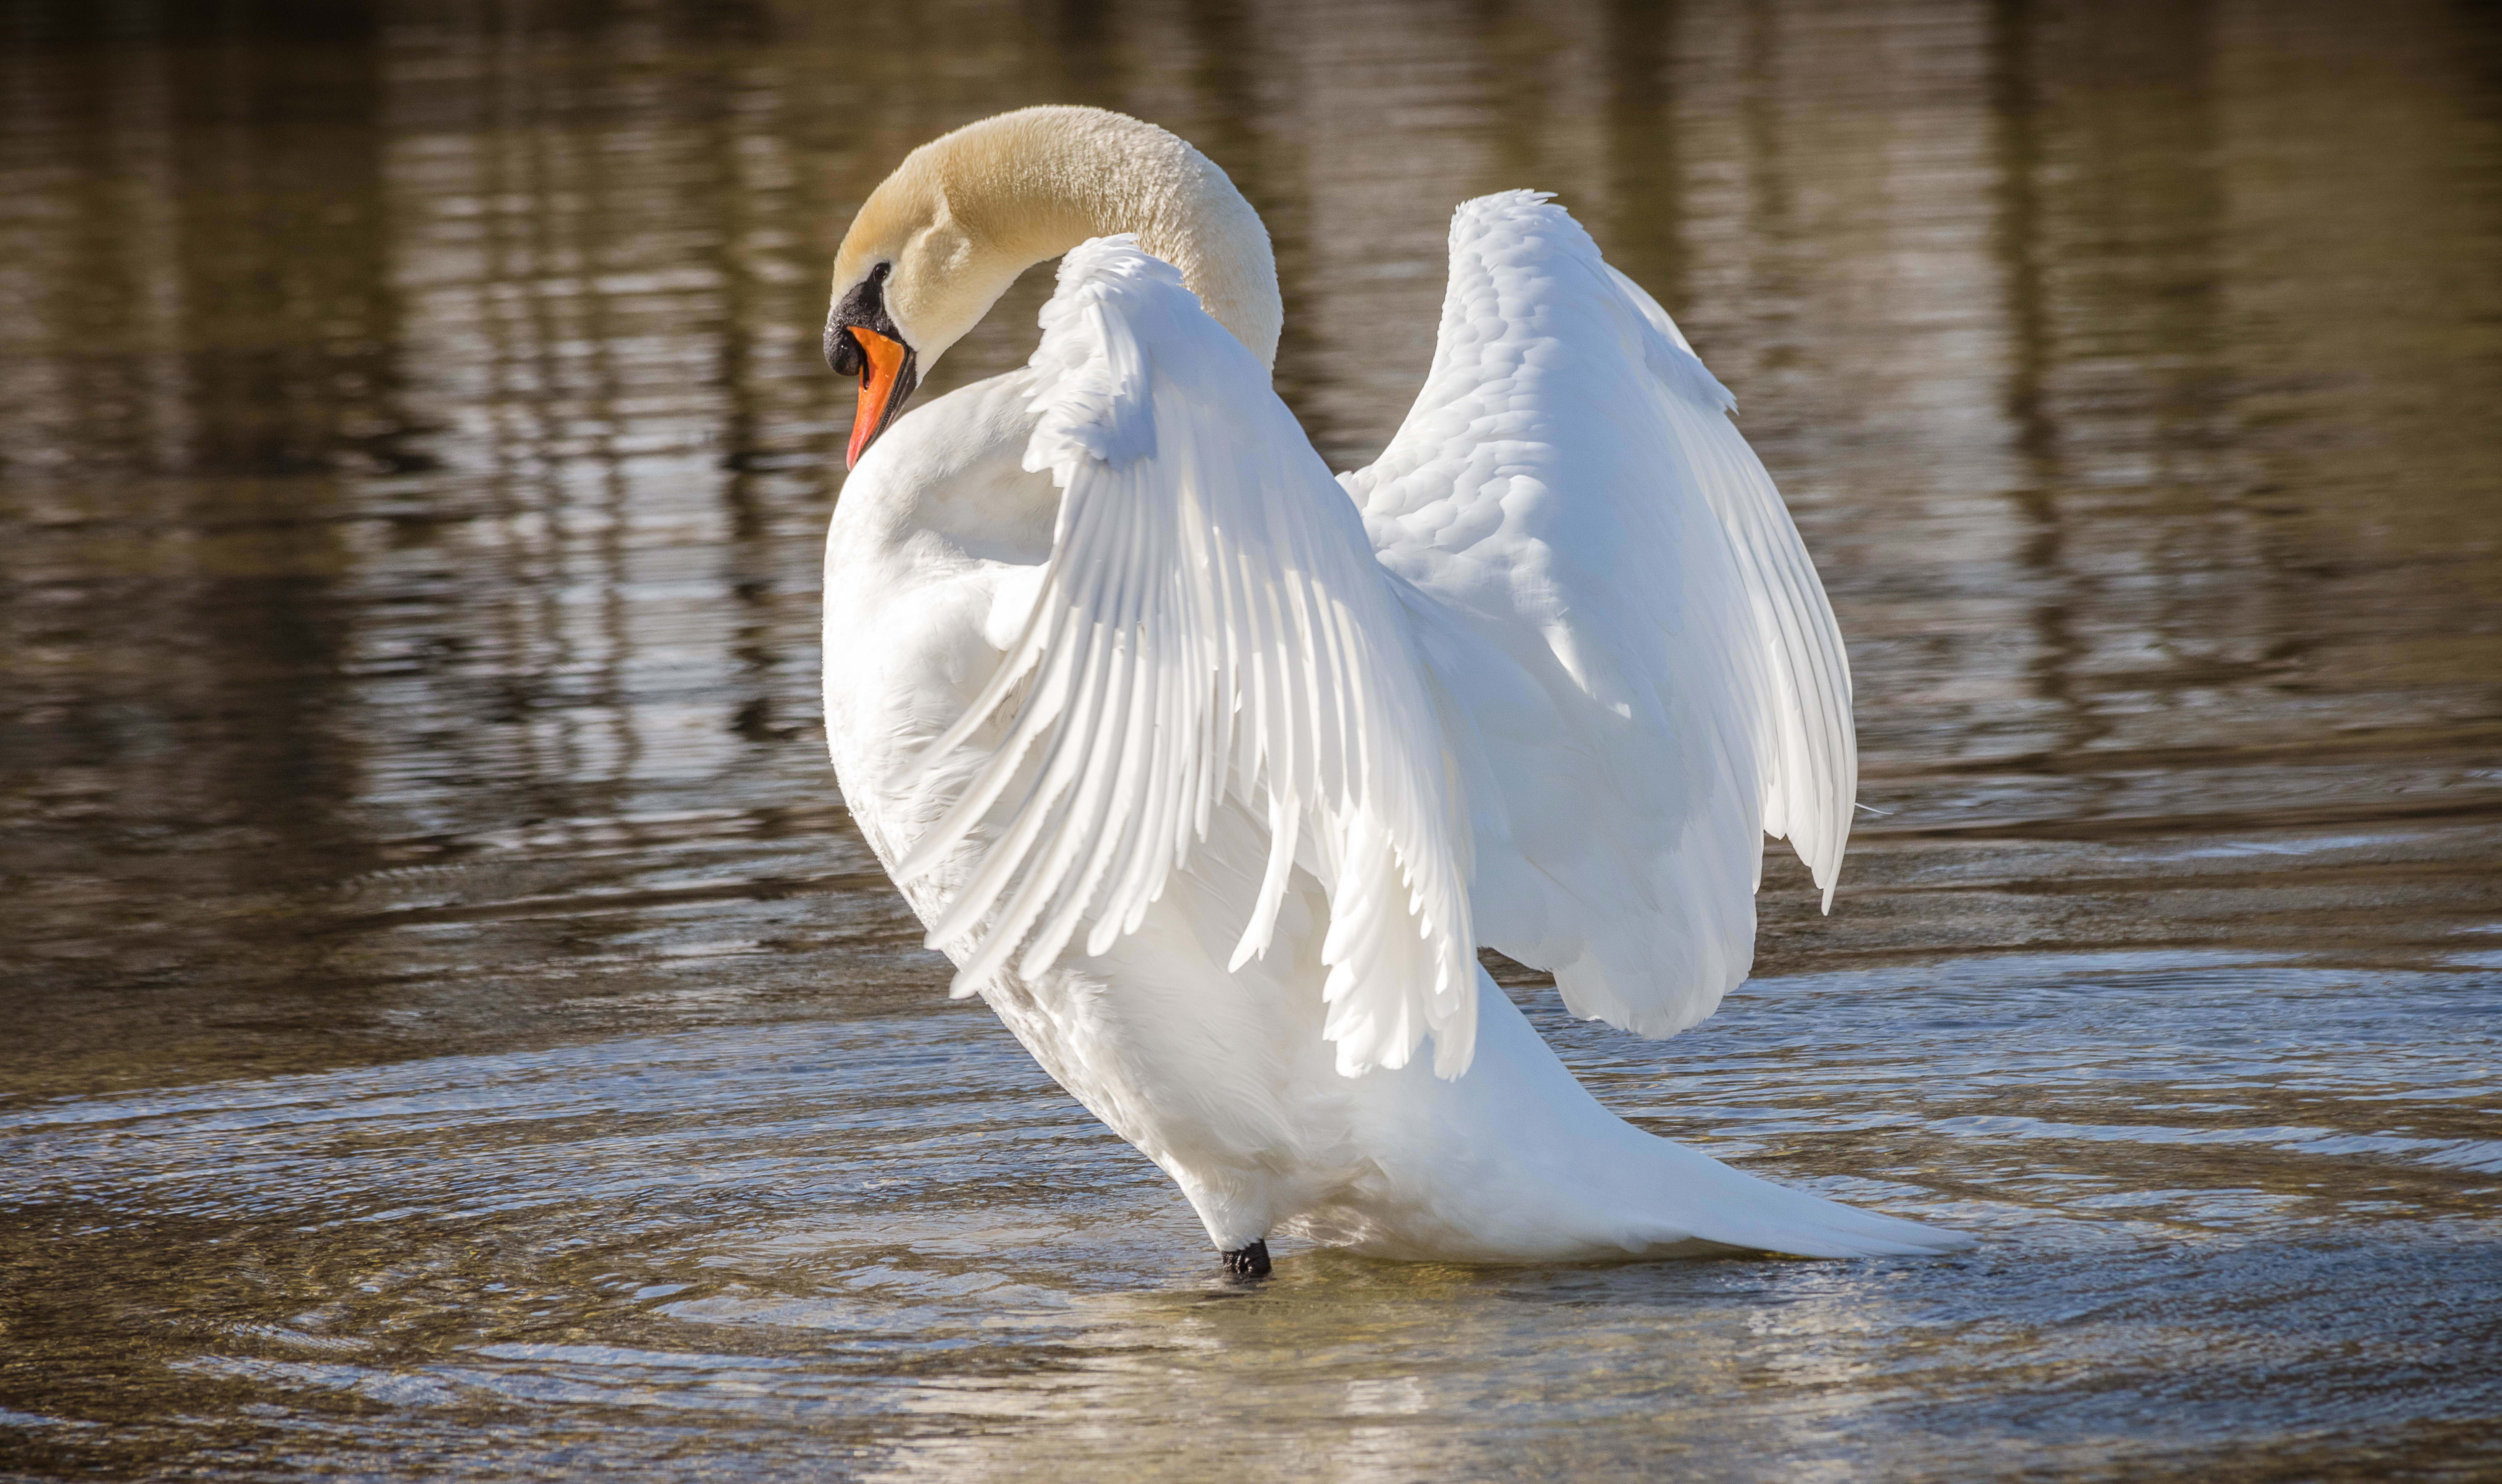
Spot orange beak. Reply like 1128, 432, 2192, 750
845, 326, 910, 468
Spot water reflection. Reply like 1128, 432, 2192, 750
2, 0, 2498, 1478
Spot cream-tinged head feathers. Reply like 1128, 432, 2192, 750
830, 106, 1281, 378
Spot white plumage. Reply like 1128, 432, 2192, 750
897, 247, 1479, 1078
1353, 194, 1857, 1043
822, 110, 1968, 1264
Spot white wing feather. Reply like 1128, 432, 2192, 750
896, 238, 1480, 1078
1347, 191, 1857, 1040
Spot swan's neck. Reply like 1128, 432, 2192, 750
896, 107, 1282, 370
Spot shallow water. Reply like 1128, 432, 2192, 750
3, 1, 2499, 1479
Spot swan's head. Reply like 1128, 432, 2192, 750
824, 154, 988, 469
826, 106, 1280, 468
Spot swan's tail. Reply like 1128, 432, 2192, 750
1616, 1131, 1974, 1260
1316, 972, 1975, 1263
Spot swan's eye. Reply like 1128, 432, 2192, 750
825, 262, 897, 378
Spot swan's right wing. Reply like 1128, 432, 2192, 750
895, 238, 1479, 1078
1346, 192, 1856, 1040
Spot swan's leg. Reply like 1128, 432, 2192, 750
1220, 1240, 1272, 1277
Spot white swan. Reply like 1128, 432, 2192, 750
820, 105, 1969, 1272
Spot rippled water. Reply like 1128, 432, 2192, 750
4, 1, 2499, 1479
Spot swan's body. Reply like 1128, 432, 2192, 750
822, 108, 1968, 1265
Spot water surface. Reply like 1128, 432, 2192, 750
3, 1, 2499, 1479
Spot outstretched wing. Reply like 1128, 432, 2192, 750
1345, 191, 1855, 1040
897, 238, 1480, 1077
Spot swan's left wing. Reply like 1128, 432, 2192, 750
895, 238, 1480, 1077
1347, 191, 1856, 1041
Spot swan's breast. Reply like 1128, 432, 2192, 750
821, 368, 1060, 869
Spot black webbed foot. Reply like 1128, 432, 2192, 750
1220, 1239, 1272, 1279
